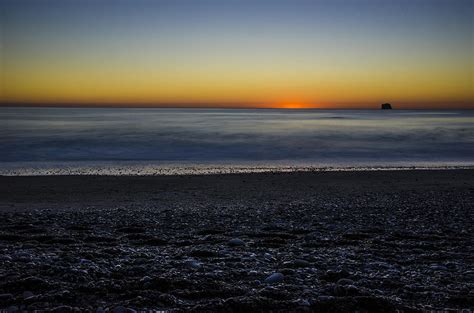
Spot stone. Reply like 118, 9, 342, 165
228, 238, 245, 247
292, 259, 311, 268
0, 293, 13, 302
264, 272, 284, 284
112, 306, 127, 313
263, 253, 273, 261
139, 276, 152, 284
7, 306, 19, 313
294, 298, 310, 306
22, 291, 34, 299
321, 269, 350, 282
317, 295, 335, 302
337, 278, 355, 285
50, 306, 73, 313
430, 265, 447, 271
185, 259, 201, 269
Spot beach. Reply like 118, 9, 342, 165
0, 169, 473, 312
3, 0, 473, 311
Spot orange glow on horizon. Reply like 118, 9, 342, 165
272, 101, 319, 109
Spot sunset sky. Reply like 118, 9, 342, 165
1, 0, 473, 109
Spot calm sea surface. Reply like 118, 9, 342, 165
0, 108, 473, 174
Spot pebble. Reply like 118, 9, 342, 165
0, 293, 13, 301
337, 278, 355, 285
228, 238, 245, 247
185, 259, 202, 269
322, 269, 350, 282
430, 265, 448, 271
22, 291, 34, 299
139, 276, 152, 284
7, 306, 19, 313
263, 253, 273, 261
80, 259, 94, 265
292, 259, 311, 267
317, 295, 335, 301
264, 272, 284, 284
294, 298, 310, 306
463, 270, 474, 279
112, 306, 127, 313
50, 306, 73, 313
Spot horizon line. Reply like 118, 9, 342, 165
1, 101, 473, 110
1, 106, 473, 110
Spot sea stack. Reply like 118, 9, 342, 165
381, 103, 392, 110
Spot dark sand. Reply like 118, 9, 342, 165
0, 170, 473, 312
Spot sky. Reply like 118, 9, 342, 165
0, 0, 473, 109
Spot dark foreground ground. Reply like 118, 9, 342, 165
0, 170, 473, 312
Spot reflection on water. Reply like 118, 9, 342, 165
0, 108, 473, 172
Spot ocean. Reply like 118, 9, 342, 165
1, 107, 473, 175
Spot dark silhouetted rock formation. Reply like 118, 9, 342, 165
381, 103, 392, 109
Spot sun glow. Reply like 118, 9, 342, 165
275, 102, 318, 109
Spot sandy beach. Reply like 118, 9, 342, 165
0, 169, 473, 312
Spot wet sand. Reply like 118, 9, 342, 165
0, 170, 473, 312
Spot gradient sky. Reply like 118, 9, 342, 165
0, 0, 473, 109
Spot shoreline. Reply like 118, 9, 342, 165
1, 163, 473, 176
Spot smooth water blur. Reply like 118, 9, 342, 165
0, 108, 473, 173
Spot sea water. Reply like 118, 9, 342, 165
0, 107, 473, 175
